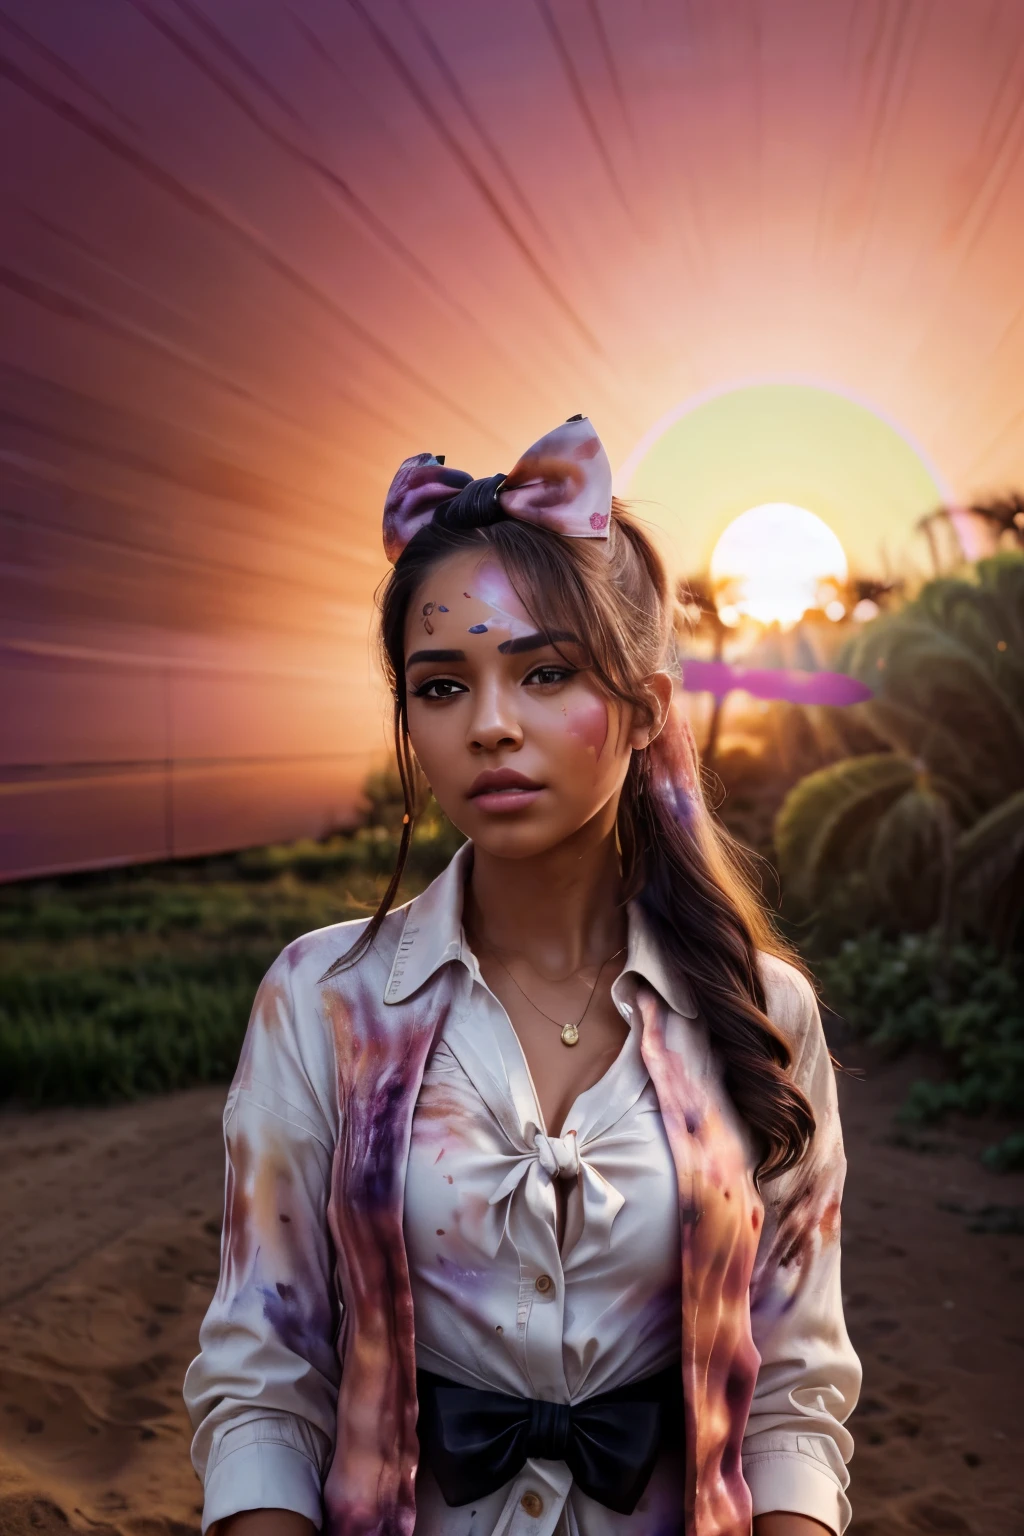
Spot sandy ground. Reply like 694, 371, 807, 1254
0, 1040, 1021, 1536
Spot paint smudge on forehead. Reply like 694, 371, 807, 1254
464, 560, 535, 643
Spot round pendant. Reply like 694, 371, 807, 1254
560, 1022, 580, 1047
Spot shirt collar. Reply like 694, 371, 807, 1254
622, 900, 698, 1018
383, 840, 697, 1019
383, 841, 473, 1004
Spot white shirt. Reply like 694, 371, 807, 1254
404, 952, 686, 1536
184, 843, 860, 1536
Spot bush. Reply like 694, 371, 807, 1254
817, 931, 1024, 1161
982, 1132, 1024, 1172
774, 554, 1024, 948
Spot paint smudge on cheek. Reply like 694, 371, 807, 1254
564, 692, 610, 758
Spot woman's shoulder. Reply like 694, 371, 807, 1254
755, 949, 840, 1106
269, 903, 412, 998
235, 906, 413, 1111
756, 950, 819, 1046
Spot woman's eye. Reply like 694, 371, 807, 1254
526, 665, 575, 687
412, 677, 466, 700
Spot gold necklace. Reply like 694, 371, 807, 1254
483, 944, 625, 1047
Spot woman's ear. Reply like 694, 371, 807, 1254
628, 670, 674, 750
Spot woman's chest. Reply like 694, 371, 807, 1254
402, 1036, 683, 1394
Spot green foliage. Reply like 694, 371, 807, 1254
708, 696, 882, 867
817, 932, 1024, 1155
775, 553, 1024, 947
954, 788, 1024, 940
982, 1132, 1024, 1172
0, 776, 461, 1108
775, 754, 916, 909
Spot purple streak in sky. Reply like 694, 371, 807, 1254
680, 658, 874, 706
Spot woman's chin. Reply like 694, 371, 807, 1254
459, 809, 579, 861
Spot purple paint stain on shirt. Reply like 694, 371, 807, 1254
258, 1280, 337, 1377
468, 623, 488, 634
355, 1075, 412, 1211
435, 1252, 490, 1290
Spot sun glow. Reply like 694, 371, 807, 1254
709, 502, 849, 628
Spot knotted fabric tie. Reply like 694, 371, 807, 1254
416, 1366, 683, 1514
382, 415, 613, 563
534, 1130, 581, 1180
484, 1124, 624, 1265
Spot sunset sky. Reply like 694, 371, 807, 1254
621, 383, 945, 588
3, 0, 1024, 874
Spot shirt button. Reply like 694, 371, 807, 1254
520, 1492, 543, 1517
534, 1274, 554, 1295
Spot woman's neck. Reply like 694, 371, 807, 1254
464, 821, 627, 978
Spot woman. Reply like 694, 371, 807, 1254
185, 417, 861, 1536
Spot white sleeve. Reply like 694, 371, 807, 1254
743, 963, 862, 1536
183, 947, 340, 1532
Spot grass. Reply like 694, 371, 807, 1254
0, 820, 457, 1108
5, 803, 1023, 1176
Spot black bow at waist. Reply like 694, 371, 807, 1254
416, 1366, 683, 1515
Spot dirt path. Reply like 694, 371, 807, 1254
831, 1040, 1024, 1534
0, 1090, 226, 1536
0, 1046, 1020, 1536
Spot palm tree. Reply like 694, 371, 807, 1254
676, 575, 728, 767
917, 495, 1024, 573
846, 575, 904, 611
968, 493, 1024, 548
916, 508, 961, 575
774, 553, 1024, 949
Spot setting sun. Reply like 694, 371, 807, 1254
709, 502, 849, 628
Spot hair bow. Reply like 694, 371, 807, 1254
382, 415, 613, 564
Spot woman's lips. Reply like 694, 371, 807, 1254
467, 768, 544, 813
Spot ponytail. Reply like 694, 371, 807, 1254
621, 702, 815, 1179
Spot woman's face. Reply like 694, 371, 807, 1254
403, 549, 661, 860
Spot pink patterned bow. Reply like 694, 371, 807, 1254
382, 415, 613, 564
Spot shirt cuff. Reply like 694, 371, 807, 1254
202, 1434, 324, 1533
744, 1448, 851, 1536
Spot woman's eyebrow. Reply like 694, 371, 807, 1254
406, 647, 466, 665
497, 629, 580, 655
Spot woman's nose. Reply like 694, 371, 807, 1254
467, 681, 523, 753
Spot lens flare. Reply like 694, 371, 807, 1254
710, 503, 848, 628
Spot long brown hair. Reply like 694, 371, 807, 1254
327, 486, 815, 1179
